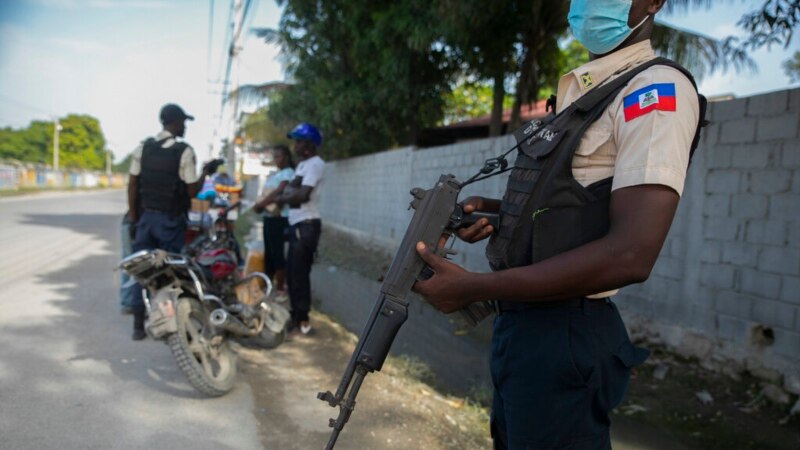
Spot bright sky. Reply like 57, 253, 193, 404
1, 0, 798, 163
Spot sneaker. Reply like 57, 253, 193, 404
299, 322, 312, 335
132, 329, 146, 341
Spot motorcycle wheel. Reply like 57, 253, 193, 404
168, 297, 237, 397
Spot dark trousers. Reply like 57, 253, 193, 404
286, 219, 321, 323
130, 211, 186, 310
490, 299, 648, 450
262, 216, 289, 277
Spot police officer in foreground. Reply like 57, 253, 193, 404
127, 103, 217, 340
276, 123, 325, 336
414, 0, 704, 448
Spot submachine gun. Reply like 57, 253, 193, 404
317, 172, 502, 449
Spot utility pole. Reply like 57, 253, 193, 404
53, 120, 62, 171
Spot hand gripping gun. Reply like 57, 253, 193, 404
317, 174, 498, 449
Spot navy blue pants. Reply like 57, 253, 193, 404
130, 211, 186, 309
490, 299, 648, 449
286, 219, 321, 324
262, 216, 289, 278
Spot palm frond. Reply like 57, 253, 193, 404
652, 21, 757, 80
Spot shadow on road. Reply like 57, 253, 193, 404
12, 212, 210, 399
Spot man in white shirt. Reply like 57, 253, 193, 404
278, 123, 325, 335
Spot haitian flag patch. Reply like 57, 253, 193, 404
623, 83, 676, 122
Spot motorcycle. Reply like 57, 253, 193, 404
120, 206, 290, 397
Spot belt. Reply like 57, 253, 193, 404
293, 218, 321, 225
493, 297, 608, 314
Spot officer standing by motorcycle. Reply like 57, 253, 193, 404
127, 103, 218, 340
276, 123, 324, 336
413, 0, 705, 448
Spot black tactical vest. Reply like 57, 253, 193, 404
138, 137, 189, 215
486, 57, 707, 271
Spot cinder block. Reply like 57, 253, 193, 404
731, 141, 779, 169
789, 223, 800, 248
702, 122, 720, 146
689, 307, 718, 335
713, 97, 747, 122
700, 241, 722, 263
793, 171, 800, 194
704, 217, 740, 241
721, 241, 760, 267
790, 88, 800, 112
781, 140, 800, 167
720, 117, 756, 144
715, 290, 753, 318
705, 143, 732, 168
670, 237, 686, 258
756, 113, 800, 141
706, 170, 740, 194
700, 263, 736, 289
739, 268, 782, 298
752, 299, 796, 330
746, 170, 792, 194
747, 90, 789, 116
718, 314, 751, 344
745, 220, 787, 246
771, 328, 800, 359
758, 246, 800, 275
704, 194, 731, 217
731, 193, 768, 219
653, 256, 684, 280
780, 275, 800, 305
769, 194, 800, 221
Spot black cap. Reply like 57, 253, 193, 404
159, 103, 194, 124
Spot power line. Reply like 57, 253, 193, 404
206, 0, 215, 82
0, 93, 56, 118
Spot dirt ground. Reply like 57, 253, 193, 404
238, 312, 492, 450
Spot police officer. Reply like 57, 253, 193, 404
127, 103, 216, 340
277, 123, 325, 336
414, 0, 704, 448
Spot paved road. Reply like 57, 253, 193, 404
0, 190, 262, 450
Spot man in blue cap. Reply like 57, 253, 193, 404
277, 122, 325, 336
414, 0, 706, 448
127, 103, 218, 340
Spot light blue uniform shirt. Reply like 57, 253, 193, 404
263, 167, 295, 217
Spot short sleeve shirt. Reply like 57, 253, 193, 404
288, 155, 325, 225
263, 167, 295, 217
556, 40, 699, 196
555, 41, 699, 297
128, 130, 199, 184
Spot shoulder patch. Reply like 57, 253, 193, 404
623, 83, 676, 122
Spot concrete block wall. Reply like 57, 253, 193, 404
317, 88, 800, 379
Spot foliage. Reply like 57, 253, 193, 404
783, 50, 800, 83
258, 0, 457, 159
0, 114, 107, 170
441, 82, 512, 126
240, 107, 291, 149
112, 153, 133, 173
257, 0, 797, 159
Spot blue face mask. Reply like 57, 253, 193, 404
568, 0, 649, 55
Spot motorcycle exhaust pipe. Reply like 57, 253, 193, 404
209, 308, 261, 337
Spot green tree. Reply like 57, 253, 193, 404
240, 107, 291, 148
56, 114, 106, 170
783, 51, 800, 83
257, 0, 457, 158
0, 114, 106, 169
441, 82, 513, 125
